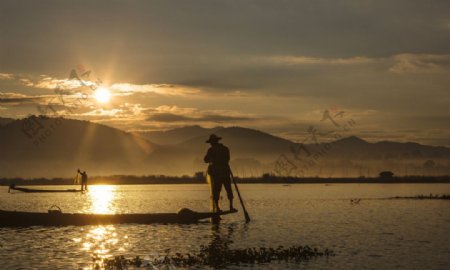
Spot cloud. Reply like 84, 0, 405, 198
0, 92, 45, 105
1, 72, 94, 91
0, 73, 15, 80
0, 72, 35, 87
81, 103, 145, 117
34, 76, 94, 90
267, 56, 376, 66
389, 54, 450, 74
110, 83, 200, 96
147, 112, 253, 123
266, 53, 450, 74
82, 108, 124, 117
0, 91, 100, 119
146, 106, 255, 123
18, 78, 34, 87
147, 113, 192, 122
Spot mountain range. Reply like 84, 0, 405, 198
0, 117, 14, 127
0, 116, 449, 178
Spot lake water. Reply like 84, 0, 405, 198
0, 184, 449, 269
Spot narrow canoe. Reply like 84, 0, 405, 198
0, 209, 237, 227
8, 186, 83, 193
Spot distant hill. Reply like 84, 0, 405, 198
147, 126, 296, 174
1, 118, 450, 178
148, 128, 450, 176
179, 126, 294, 162
138, 125, 223, 145
0, 116, 156, 177
0, 117, 14, 127
314, 136, 450, 159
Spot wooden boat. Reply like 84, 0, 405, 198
0, 208, 237, 227
8, 185, 83, 193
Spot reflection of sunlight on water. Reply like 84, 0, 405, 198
77, 225, 129, 269
77, 186, 129, 269
87, 185, 116, 214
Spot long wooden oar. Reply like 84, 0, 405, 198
230, 169, 251, 223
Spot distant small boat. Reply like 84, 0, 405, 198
8, 185, 83, 193
0, 209, 238, 227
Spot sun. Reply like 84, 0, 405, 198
94, 87, 111, 104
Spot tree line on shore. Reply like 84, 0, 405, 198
1, 173, 449, 186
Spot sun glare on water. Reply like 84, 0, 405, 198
94, 87, 111, 104
80, 186, 128, 264
87, 185, 116, 214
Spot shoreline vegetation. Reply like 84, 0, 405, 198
1, 175, 449, 186
348, 194, 450, 203
388, 194, 450, 200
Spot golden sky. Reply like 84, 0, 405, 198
1, 0, 449, 146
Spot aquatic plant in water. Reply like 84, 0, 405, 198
98, 244, 334, 269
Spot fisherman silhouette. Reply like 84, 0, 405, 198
204, 134, 235, 213
77, 169, 88, 191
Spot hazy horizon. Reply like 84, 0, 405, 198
1, 116, 450, 178
3, 115, 450, 148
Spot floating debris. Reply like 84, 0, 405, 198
99, 244, 334, 269
350, 199, 361, 204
